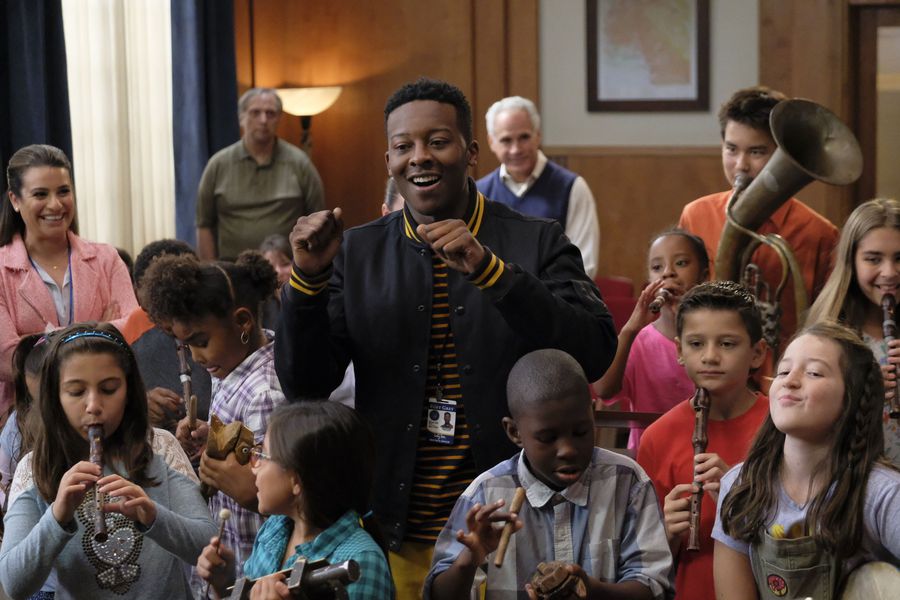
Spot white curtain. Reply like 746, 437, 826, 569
61, 0, 175, 255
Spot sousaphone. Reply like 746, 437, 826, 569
716, 99, 863, 357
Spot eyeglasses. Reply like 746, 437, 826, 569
249, 445, 272, 468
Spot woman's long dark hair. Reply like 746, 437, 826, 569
11, 333, 53, 459
720, 321, 891, 560
2, 144, 79, 246
267, 402, 387, 557
31, 323, 156, 502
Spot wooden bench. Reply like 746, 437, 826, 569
594, 409, 663, 457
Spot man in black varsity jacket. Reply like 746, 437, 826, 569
275, 78, 616, 598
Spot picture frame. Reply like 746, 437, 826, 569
586, 0, 710, 112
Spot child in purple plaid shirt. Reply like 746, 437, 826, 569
196, 402, 395, 599
140, 250, 286, 576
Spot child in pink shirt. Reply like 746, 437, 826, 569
592, 229, 709, 450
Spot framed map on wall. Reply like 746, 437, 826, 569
586, 0, 709, 111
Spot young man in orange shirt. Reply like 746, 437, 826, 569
678, 86, 838, 351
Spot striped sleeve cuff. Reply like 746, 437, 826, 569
467, 249, 506, 290
289, 264, 331, 296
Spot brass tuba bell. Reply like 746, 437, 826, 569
715, 99, 863, 356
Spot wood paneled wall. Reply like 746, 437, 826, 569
233, 0, 726, 287
545, 146, 725, 285
233, 0, 538, 229
758, 0, 900, 227
232, 0, 880, 287
758, 0, 857, 227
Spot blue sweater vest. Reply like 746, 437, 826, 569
476, 160, 578, 228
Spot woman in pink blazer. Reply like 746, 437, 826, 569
0, 145, 138, 418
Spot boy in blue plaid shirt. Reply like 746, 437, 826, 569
197, 402, 395, 598
425, 349, 674, 599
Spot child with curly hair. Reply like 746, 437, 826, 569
140, 250, 285, 577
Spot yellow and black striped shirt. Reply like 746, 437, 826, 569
405, 254, 478, 543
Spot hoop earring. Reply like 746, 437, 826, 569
241, 330, 249, 345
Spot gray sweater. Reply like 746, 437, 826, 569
0, 454, 216, 599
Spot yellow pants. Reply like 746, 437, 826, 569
389, 541, 434, 599
389, 541, 486, 599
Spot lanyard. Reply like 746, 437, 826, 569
28, 248, 74, 326
430, 260, 450, 402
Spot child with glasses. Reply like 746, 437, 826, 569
196, 402, 395, 599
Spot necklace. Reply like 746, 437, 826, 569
26, 248, 74, 326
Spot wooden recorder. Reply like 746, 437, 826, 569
87, 425, 108, 543
176, 341, 197, 429
687, 388, 709, 552
649, 288, 671, 314
881, 294, 900, 420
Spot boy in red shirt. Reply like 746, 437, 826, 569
637, 281, 768, 600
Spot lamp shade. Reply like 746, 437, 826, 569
277, 86, 343, 116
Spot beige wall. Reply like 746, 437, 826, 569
539, 0, 759, 147
878, 27, 900, 199
535, 1, 759, 283
878, 88, 900, 199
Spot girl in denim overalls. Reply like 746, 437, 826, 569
711, 321, 900, 600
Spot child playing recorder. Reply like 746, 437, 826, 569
637, 281, 769, 600
425, 349, 674, 600
714, 321, 900, 599
0, 324, 215, 598
593, 229, 709, 450
804, 197, 900, 465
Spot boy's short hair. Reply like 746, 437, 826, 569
384, 78, 474, 143
506, 349, 591, 418
676, 281, 763, 344
133, 239, 196, 287
717, 86, 787, 138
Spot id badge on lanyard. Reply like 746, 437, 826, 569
426, 388, 457, 445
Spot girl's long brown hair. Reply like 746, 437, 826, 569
32, 323, 156, 502
11, 333, 50, 459
720, 321, 890, 560
804, 198, 900, 330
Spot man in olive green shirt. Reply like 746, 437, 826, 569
196, 88, 325, 260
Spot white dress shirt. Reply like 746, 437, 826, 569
498, 151, 600, 277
